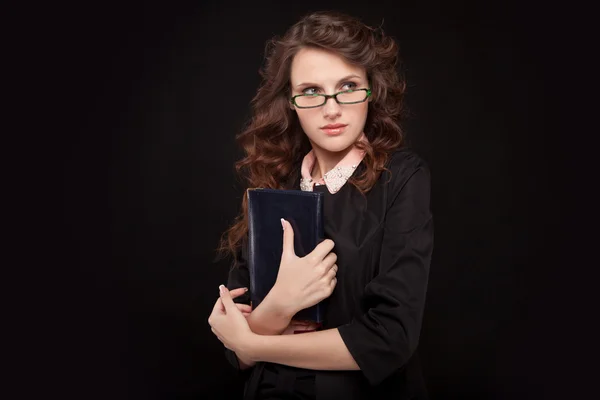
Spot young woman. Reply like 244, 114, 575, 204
208, 10, 434, 400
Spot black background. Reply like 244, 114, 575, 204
16, 0, 578, 399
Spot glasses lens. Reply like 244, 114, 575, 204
336, 90, 367, 103
295, 95, 325, 108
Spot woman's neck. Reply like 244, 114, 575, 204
309, 145, 354, 181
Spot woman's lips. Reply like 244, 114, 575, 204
321, 124, 347, 136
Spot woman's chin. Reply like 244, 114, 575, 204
309, 135, 358, 154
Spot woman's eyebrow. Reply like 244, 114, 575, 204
294, 74, 363, 88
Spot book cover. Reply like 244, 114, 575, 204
247, 188, 326, 323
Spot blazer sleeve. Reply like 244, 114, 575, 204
224, 243, 253, 373
337, 158, 434, 386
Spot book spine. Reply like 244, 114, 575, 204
247, 190, 258, 307
315, 194, 325, 322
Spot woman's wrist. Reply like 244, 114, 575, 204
263, 286, 297, 320
240, 331, 263, 363
236, 348, 257, 369
245, 288, 296, 335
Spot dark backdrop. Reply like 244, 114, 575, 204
25, 0, 570, 399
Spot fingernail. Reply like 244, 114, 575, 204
281, 218, 286, 230
219, 284, 225, 294
243, 287, 249, 292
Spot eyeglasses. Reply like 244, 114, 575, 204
290, 88, 372, 109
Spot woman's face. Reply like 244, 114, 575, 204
289, 47, 369, 154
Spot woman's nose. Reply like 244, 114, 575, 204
322, 97, 342, 118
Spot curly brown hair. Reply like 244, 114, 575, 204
218, 10, 407, 261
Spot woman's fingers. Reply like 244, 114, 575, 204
236, 304, 252, 313
329, 276, 337, 290
229, 287, 249, 299
320, 252, 337, 268
212, 297, 225, 314
309, 239, 335, 263
325, 263, 338, 280
217, 298, 251, 314
215, 288, 249, 313
316, 253, 337, 278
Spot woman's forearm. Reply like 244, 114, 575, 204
246, 290, 294, 335
244, 328, 360, 370
234, 290, 295, 369
236, 354, 255, 370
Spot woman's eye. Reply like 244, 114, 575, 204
341, 82, 357, 91
303, 87, 318, 95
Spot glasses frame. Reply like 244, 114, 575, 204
290, 88, 372, 109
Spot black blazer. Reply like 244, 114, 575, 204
225, 148, 434, 399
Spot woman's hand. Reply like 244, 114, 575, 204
269, 218, 338, 318
208, 285, 256, 358
217, 287, 252, 317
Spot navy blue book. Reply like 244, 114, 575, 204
247, 188, 326, 323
